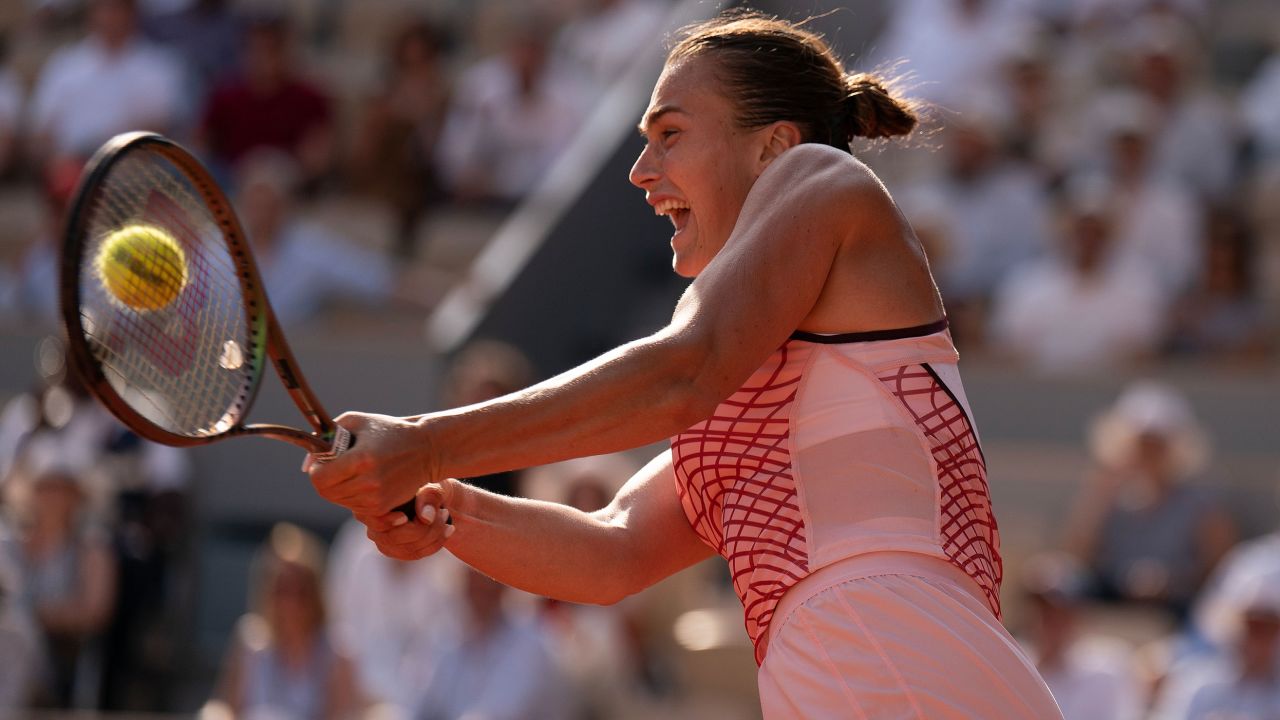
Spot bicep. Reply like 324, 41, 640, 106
599, 453, 714, 590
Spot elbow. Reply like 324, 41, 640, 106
649, 332, 733, 430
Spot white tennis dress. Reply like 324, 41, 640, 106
671, 319, 1062, 719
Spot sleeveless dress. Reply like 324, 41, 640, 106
671, 320, 1062, 719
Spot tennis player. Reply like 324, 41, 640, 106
310, 12, 1063, 718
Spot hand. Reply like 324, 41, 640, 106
305, 412, 438, 516
359, 482, 455, 561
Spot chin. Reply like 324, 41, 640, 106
671, 259, 699, 278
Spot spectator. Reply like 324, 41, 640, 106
906, 100, 1051, 341
870, 0, 1033, 106
438, 340, 535, 497
998, 34, 1086, 189
8, 158, 83, 328
197, 11, 333, 187
553, 0, 669, 91
1166, 209, 1271, 361
235, 150, 396, 325
202, 523, 363, 720
0, 512, 39, 710
1190, 478, 1280, 651
1153, 568, 1280, 720
7, 437, 116, 709
436, 11, 585, 204
535, 458, 644, 720
1017, 552, 1144, 720
140, 0, 244, 115
1124, 16, 1239, 203
0, 33, 23, 181
1083, 91, 1202, 300
1063, 381, 1237, 622
987, 178, 1166, 374
348, 19, 451, 258
1241, 48, 1280, 166
27, 0, 184, 169
325, 517, 461, 717
411, 567, 571, 720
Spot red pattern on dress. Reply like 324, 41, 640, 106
876, 364, 1003, 618
672, 342, 812, 664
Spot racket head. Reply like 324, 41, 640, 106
60, 132, 270, 448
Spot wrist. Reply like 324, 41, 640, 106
410, 414, 444, 484
439, 477, 466, 517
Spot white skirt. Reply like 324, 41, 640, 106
757, 553, 1063, 719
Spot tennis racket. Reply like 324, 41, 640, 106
60, 132, 415, 519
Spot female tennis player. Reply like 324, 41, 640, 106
310, 12, 1062, 718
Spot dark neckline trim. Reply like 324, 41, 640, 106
789, 317, 949, 344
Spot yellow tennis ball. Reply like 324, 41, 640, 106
95, 223, 188, 312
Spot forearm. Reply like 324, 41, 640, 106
424, 330, 718, 481
441, 478, 649, 605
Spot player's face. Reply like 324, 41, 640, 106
630, 56, 768, 278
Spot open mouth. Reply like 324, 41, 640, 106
654, 198, 691, 231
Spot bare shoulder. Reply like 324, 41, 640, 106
751, 144, 882, 214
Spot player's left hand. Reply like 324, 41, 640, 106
305, 411, 440, 516
359, 482, 455, 561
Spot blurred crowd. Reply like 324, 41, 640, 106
872, 0, 1280, 373
0, 0, 673, 327
0, 0, 1277, 718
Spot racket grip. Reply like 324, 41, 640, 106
311, 425, 354, 463
315, 427, 417, 521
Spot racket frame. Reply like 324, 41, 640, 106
60, 132, 340, 455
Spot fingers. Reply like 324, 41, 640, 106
304, 414, 381, 511
364, 506, 453, 561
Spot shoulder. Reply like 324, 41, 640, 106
762, 143, 878, 190
748, 144, 882, 221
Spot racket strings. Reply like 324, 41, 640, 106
79, 151, 259, 436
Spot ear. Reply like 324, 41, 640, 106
756, 121, 803, 172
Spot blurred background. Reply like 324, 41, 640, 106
0, 0, 1277, 718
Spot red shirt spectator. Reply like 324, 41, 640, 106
197, 14, 333, 183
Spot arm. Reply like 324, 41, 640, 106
313, 145, 865, 514
366, 453, 714, 605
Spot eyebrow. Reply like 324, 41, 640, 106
637, 105, 686, 136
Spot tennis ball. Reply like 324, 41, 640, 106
95, 223, 188, 312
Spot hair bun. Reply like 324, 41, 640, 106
843, 73, 918, 140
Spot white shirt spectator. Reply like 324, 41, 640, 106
1109, 177, 1202, 301
255, 219, 395, 325
989, 258, 1165, 374
325, 519, 461, 716
1036, 638, 1143, 720
554, 0, 669, 89
906, 161, 1051, 303
412, 613, 571, 720
29, 36, 184, 157
1152, 656, 1280, 720
871, 0, 1033, 104
436, 54, 585, 201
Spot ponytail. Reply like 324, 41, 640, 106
841, 73, 918, 141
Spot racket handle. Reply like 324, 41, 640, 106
311, 425, 354, 463
314, 427, 418, 521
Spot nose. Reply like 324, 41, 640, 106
629, 142, 659, 189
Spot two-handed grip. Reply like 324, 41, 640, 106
312, 426, 417, 520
